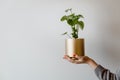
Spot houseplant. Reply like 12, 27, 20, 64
60, 8, 85, 57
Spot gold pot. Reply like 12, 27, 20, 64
65, 38, 85, 57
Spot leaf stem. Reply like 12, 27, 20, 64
66, 34, 72, 39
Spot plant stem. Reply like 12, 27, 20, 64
76, 26, 78, 37
66, 34, 72, 39
70, 9, 72, 14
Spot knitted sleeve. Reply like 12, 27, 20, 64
94, 65, 120, 80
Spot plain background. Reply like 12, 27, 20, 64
0, 0, 120, 80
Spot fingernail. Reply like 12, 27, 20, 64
73, 53, 76, 57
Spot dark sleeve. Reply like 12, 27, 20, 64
94, 65, 118, 80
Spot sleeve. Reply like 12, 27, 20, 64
94, 65, 117, 80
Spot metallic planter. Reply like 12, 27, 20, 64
65, 38, 85, 57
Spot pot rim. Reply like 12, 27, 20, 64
65, 38, 84, 40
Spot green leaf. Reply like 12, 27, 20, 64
67, 14, 75, 20
67, 19, 74, 26
65, 8, 72, 12
78, 14, 84, 18
77, 21, 84, 30
62, 32, 67, 35
60, 15, 67, 21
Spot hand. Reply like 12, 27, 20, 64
63, 54, 98, 69
63, 54, 91, 64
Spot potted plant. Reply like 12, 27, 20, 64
60, 8, 85, 57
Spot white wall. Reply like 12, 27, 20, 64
0, 0, 120, 80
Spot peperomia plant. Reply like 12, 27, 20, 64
60, 8, 84, 39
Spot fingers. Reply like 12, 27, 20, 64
74, 54, 84, 59
63, 54, 84, 64
63, 53, 91, 65
63, 54, 78, 60
64, 54, 90, 64
63, 54, 70, 59
63, 55, 76, 63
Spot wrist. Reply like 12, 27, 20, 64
87, 59, 98, 69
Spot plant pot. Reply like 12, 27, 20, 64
65, 38, 85, 57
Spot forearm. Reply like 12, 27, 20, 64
86, 58, 98, 69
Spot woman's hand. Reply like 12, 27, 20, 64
63, 54, 98, 69
63, 55, 91, 64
